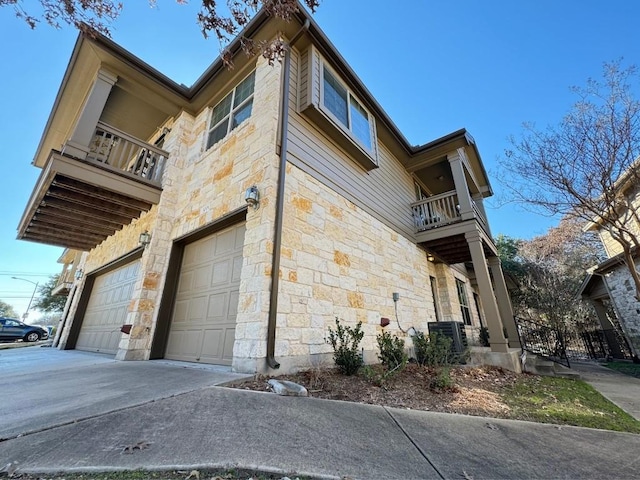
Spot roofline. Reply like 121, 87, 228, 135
37, 3, 490, 172
592, 246, 638, 274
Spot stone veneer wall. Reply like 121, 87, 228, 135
261, 161, 475, 372
59, 55, 283, 363
607, 263, 640, 356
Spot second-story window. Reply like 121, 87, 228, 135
322, 65, 372, 150
206, 71, 256, 149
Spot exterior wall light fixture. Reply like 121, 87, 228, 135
74, 269, 84, 280
139, 230, 152, 248
245, 185, 260, 210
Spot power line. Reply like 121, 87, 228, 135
0, 272, 56, 277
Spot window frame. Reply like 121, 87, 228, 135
320, 62, 374, 154
455, 278, 472, 326
430, 276, 441, 321
206, 70, 256, 150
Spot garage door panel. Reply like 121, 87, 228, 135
76, 260, 140, 355
193, 265, 212, 290
200, 328, 224, 360
211, 259, 231, 286
187, 295, 207, 322
207, 292, 228, 319
166, 222, 245, 365
222, 328, 235, 361
166, 329, 203, 358
215, 229, 235, 255
232, 256, 243, 282
228, 290, 239, 317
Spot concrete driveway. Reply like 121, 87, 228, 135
0, 346, 250, 440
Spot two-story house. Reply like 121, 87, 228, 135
17, 6, 521, 373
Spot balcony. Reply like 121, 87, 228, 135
411, 190, 493, 264
17, 122, 169, 251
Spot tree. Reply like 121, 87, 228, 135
497, 218, 604, 330
0, 300, 19, 318
3, 0, 320, 62
500, 61, 640, 298
32, 275, 67, 313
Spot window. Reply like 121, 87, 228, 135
206, 71, 255, 149
456, 279, 472, 325
322, 66, 372, 150
430, 276, 441, 321
473, 292, 484, 328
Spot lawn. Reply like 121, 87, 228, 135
230, 364, 640, 434
605, 361, 640, 379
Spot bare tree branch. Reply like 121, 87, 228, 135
500, 60, 640, 298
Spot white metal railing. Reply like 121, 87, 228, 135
86, 122, 168, 184
411, 190, 461, 231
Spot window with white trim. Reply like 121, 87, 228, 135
322, 65, 372, 150
206, 71, 255, 149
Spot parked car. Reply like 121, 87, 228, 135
0, 317, 49, 342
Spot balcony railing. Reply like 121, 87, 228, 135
86, 122, 168, 185
472, 199, 487, 229
412, 190, 489, 233
412, 190, 461, 231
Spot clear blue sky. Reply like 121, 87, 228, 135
1, 0, 639, 319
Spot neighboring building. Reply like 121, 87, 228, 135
17, 8, 520, 373
579, 170, 640, 358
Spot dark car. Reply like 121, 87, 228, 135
0, 317, 49, 343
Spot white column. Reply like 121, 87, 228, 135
488, 256, 520, 348
447, 149, 474, 221
466, 230, 509, 352
63, 69, 118, 159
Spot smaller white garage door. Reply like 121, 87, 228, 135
165, 223, 245, 365
76, 260, 140, 355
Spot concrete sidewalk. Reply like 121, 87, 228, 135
570, 360, 640, 421
2, 385, 640, 480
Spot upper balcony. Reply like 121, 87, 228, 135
18, 122, 168, 251
16, 33, 188, 252
410, 190, 493, 264
402, 131, 497, 264
51, 249, 82, 296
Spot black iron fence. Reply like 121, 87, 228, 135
515, 317, 570, 367
515, 317, 634, 367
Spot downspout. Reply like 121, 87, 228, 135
267, 19, 310, 370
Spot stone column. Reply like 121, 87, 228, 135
447, 149, 474, 221
63, 69, 118, 159
488, 256, 520, 348
466, 230, 508, 352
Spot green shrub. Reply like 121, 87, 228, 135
479, 326, 490, 347
362, 364, 396, 389
430, 367, 454, 391
326, 318, 364, 375
413, 331, 454, 366
376, 331, 408, 371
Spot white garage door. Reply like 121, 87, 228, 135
165, 223, 245, 365
76, 260, 140, 355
